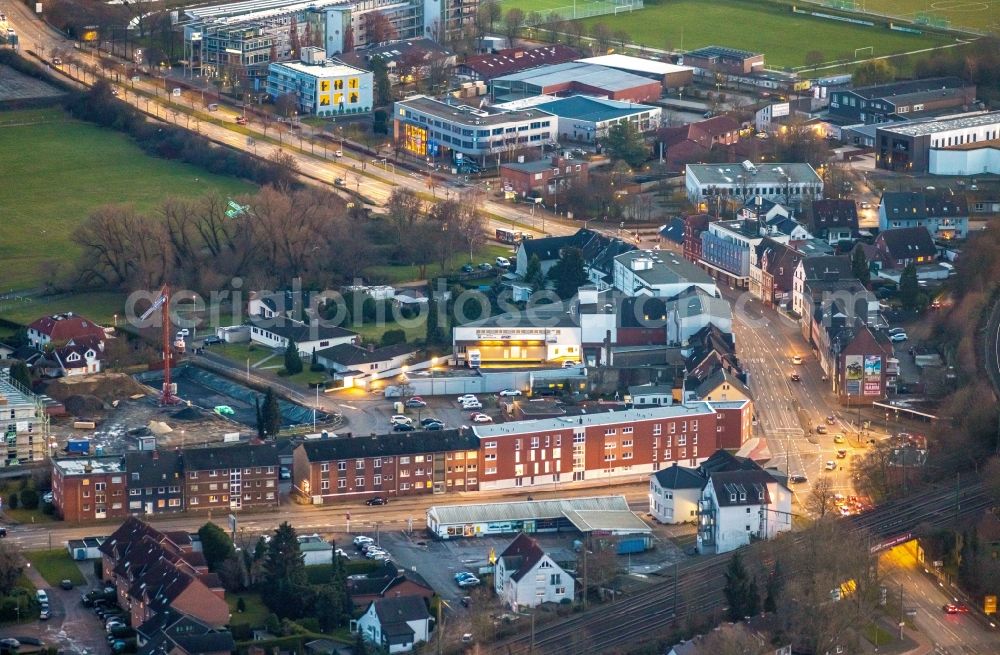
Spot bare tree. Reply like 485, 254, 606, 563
590, 23, 612, 54
691, 623, 769, 655
502, 8, 525, 47
805, 476, 837, 519
365, 11, 397, 44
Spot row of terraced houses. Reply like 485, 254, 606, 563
52, 401, 751, 520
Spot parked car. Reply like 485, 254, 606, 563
789, 474, 808, 484
462, 400, 483, 410
890, 332, 908, 342
562, 360, 580, 368
498, 389, 521, 397
203, 335, 223, 345
425, 422, 444, 431
405, 398, 427, 408
0, 527, 6, 537
365, 496, 388, 506
279, 466, 291, 480
36, 590, 48, 605
471, 413, 493, 423
461, 264, 474, 273
353, 536, 374, 548
393, 423, 415, 432
495, 257, 511, 268
390, 415, 412, 425
235, 116, 248, 125
42, 492, 54, 504
60, 579, 74, 590
420, 417, 444, 426
457, 394, 478, 404
39, 607, 51, 620
454, 572, 480, 588
478, 262, 493, 271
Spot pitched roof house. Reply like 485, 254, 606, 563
52, 336, 104, 377
136, 610, 235, 655
27, 313, 106, 348
99, 517, 230, 630
807, 199, 859, 244
494, 533, 575, 609
874, 226, 938, 269
347, 560, 434, 608
356, 596, 432, 653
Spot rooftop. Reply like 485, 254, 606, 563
300, 429, 479, 461
576, 54, 693, 76
395, 95, 554, 127
686, 162, 821, 186
847, 76, 967, 100
270, 59, 369, 78
53, 457, 124, 476
461, 44, 580, 79
428, 495, 650, 533
491, 61, 656, 92
534, 95, 656, 123
877, 111, 1000, 137
615, 249, 716, 287
936, 137, 1000, 152
684, 45, 760, 61
185, 0, 351, 24
473, 402, 717, 437
0, 370, 39, 409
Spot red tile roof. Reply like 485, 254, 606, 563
28, 313, 106, 344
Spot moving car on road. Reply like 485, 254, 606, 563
365, 496, 388, 506
789, 373, 800, 382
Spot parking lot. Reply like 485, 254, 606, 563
12, 562, 110, 654
341, 392, 506, 437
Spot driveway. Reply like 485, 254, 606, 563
14, 563, 107, 654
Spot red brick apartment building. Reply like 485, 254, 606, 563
182, 443, 279, 512
99, 517, 230, 629
293, 430, 481, 502
472, 401, 751, 490
52, 457, 128, 522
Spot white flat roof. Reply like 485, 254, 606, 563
428, 495, 650, 533
577, 54, 693, 76
53, 457, 124, 476
271, 60, 368, 78
473, 402, 715, 437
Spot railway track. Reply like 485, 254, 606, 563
493, 480, 992, 654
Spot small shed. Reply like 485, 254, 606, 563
67, 536, 107, 560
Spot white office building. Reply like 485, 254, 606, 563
267, 49, 373, 115
685, 161, 823, 207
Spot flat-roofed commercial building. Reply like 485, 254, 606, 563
876, 111, 1000, 173
490, 62, 662, 104
392, 95, 556, 164
576, 54, 693, 89
267, 50, 373, 115
685, 161, 823, 208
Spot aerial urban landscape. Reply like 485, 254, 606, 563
0, 0, 999, 652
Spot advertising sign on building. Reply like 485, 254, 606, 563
845, 355, 863, 396
771, 102, 790, 118
863, 355, 882, 396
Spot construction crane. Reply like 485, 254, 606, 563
139, 285, 178, 405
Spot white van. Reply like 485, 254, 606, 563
495, 256, 511, 268
207, 103, 219, 111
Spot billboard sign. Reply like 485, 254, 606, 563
845, 355, 863, 396
771, 102, 790, 118
864, 355, 882, 396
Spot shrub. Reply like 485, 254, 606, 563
237, 597, 247, 613
7, 494, 18, 510
19, 488, 38, 509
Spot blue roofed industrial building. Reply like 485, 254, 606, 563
530, 95, 663, 141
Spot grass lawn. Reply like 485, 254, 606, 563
0, 108, 254, 291
25, 549, 87, 587
572, 0, 953, 69
210, 341, 278, 368
500, 0, 619, 14
860, 0, 1000, 32
0, 291, 126, 329
863, 622, 895, 647
353, 319, 427, 346
227, 591, 270, 628
365, 244, 511, 284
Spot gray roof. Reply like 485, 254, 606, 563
877, 111, 1000, 137
686, 162, 821, 186
429, 495, 650, 533
394, 95, 554, 127
492, 61, 655, 92
628, 383, 674, 397
846, 76, 966, 100
314, 342, 416, 366
877, 227, 938, 259
615, 250, 715, 287
711, 470, 774, 506
685, 45, 760, 61
249, 316, 356, 343
665, 289, 732, 324
653, 464, 706, 490
694, 367, 750, 401
801, 255, 852, 281
880, 191, 968, 218
182, 443, 279, 471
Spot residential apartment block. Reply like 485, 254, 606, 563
183, 444, 280, 511
293, 430, 481, 501
124, 450, 185, 515
100, 518, 230, 630
829, 77, 975, 125
52, 457, 128, 522
878, 191, 969, 239
0, 368, 48, 468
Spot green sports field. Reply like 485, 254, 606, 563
499, 0, 625, 16
570, 0, 955, 68
854, 0, 1000, 32
0, 108, 253, 290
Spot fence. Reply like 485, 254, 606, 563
521, 0, 644, 26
